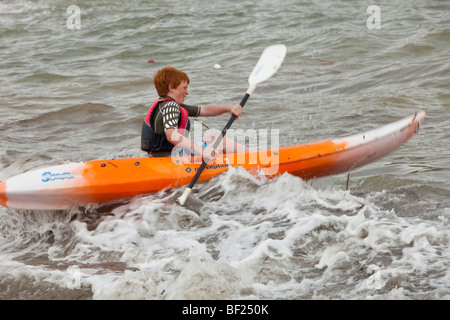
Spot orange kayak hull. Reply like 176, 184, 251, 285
0, 111, 425, 210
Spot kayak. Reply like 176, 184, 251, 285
0, 111, 425, 210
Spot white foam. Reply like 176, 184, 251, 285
1, 167, 449, 299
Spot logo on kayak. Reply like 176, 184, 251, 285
194, 164, 229, 172
41, 171, 75, 182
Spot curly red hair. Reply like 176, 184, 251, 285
153, 66, 190, 97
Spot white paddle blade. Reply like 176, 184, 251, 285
177, 187, 192, 206
248, 44, 287, 87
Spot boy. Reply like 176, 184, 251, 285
141, 66, 248, 159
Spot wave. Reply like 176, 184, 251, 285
1, 168, 448, 299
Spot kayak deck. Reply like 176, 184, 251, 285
0, 111, 425, 210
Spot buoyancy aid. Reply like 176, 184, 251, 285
141, 97, 191, 152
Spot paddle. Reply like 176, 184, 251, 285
177, 44, 287, 206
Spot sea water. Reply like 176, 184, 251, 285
0, 0, 449, 300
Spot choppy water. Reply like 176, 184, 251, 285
0, 0, 449, 301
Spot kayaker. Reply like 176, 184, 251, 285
141, 66, 249, 160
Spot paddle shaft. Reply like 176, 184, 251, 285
186, 92, 250, 189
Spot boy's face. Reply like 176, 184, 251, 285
169, 80, 189, 105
